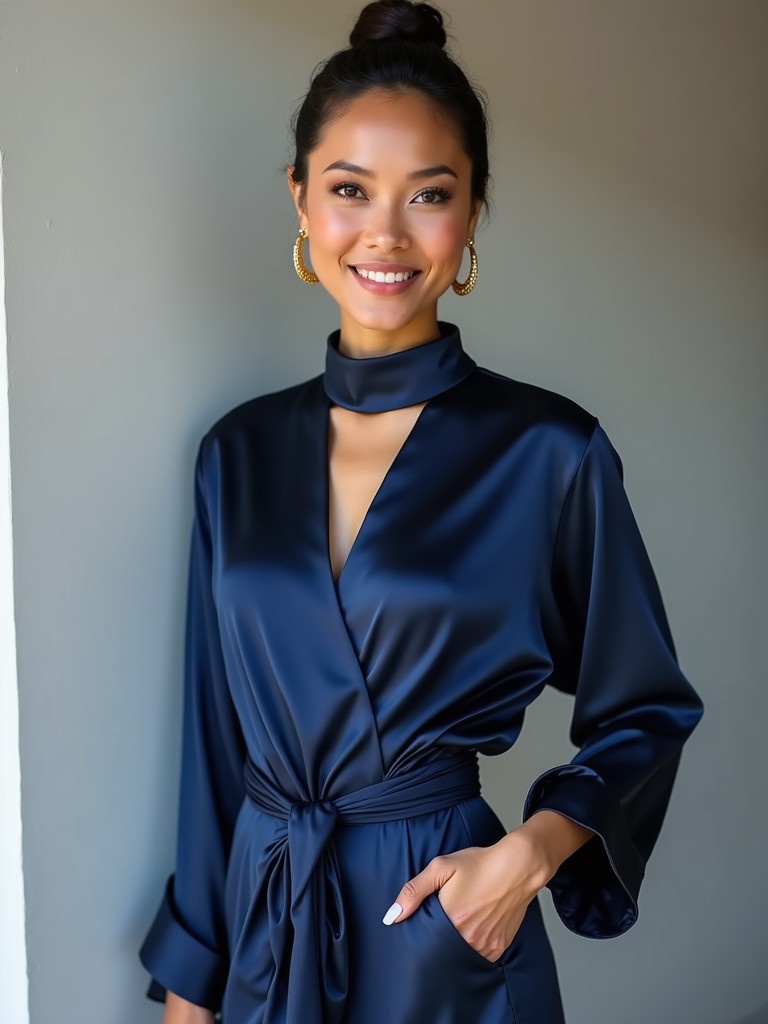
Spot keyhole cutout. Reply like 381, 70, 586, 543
327, 401, 428, 584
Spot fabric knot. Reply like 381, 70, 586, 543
287, 799, 339, 908
243, 751, 481, 1024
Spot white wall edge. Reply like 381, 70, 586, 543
0, 152, 31, 1024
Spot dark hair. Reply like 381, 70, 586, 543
289, 0, 490, 211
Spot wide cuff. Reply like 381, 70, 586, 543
138, 874, 229, 1010
522, 764, 644, 938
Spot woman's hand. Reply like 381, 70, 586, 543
162, 990, 216, 1024
382, 810, 594, 962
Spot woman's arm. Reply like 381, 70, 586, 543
140, 436, 247, 1012
518, 422, 703, 939
163, 991, 215, 1024
384, 422, 702, 958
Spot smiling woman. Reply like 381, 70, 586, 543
138, 3, 703, 1023
288, 88, 480, 350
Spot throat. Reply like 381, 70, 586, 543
327, 402, 428, 585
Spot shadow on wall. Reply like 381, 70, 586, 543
735, 1007, 768, 1024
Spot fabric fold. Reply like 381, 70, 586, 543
139, 875, 230, 1008
522, 764, 644, 936
139, 437, 247, 1010
137, 352, 703, 1021
323, 320, 476, 412
524, 422, 704, 938
244, 751, 481, 1024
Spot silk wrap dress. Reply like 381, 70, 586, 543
139, 323, 704, 1024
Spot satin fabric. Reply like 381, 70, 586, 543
323, 321, 476, 411
139, 324, 703, 1023
242, 751, 481, 1024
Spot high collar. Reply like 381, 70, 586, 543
322, 322, 476, 413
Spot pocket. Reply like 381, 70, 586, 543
387, 890, 516, 1022
427, 890, 511, 970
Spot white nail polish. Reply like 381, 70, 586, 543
382, 902, 403, 925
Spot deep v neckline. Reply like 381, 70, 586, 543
319, 322, 477, 591
324, 398, 433, 590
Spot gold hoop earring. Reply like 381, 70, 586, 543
452, 239, 478, 297
293, 228, 320, 285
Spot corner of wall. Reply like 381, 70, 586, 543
0, 148, 31, 1024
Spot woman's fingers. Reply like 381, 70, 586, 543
393, 841, 540, 958
382, 854, 457, 924
382, 838, 540, 964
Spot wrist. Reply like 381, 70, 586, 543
493, 825, 554, 896
517, 809, 595, 883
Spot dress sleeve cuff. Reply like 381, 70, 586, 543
522, 764, 645, 938
138, 875, 229, 1010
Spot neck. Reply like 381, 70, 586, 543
323, 321, 477, 414
337, 309, 441, 359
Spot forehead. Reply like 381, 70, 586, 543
310, 89, 470, 173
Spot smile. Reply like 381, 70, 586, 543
353, 267, 418, 283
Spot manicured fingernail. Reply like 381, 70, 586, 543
382, 902, 403, 925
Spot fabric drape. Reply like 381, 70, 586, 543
140, 326, 703, 1023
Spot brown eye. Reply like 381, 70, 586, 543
413, 187, 452, 205
331, 183, 365, 200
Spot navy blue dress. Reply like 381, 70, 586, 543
139, 324, 703, 1023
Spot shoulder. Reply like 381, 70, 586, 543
469, 363, 601, 449
197, 372, 323, 463
463, 364, 625, 487
471, 365, 594, 431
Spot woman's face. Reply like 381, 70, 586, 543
288, 89, 482, 356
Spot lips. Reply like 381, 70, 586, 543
350, 262, 422, 283
353, 267, 418, 283
350, 264, 423, 296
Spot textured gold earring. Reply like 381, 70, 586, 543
293, 228, 320, 285
452, 239, 478, 296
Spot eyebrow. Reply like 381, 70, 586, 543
322, 160, 458, 180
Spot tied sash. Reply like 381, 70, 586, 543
243, 751, 481, 1024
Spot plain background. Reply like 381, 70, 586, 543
1, 2, 766, 1023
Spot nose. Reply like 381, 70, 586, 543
362, 201, 410, 253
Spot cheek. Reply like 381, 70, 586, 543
423, 217, 470, 267
308, 201, 358, 256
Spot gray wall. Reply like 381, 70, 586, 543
1, 2, 766, 1023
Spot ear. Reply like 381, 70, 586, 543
286, 165, 308, 229
467, 197, 483, 241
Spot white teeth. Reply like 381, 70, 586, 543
355, 267, 415, 282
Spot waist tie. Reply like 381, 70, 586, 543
243, 751, 481, 1024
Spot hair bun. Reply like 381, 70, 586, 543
349, 0, 447, 50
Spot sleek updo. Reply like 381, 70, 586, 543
290, 0, 490, 210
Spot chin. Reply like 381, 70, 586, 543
353, 313, 425, 336
346, 299, 432, 331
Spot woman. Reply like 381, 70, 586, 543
139, 2, 704, 1022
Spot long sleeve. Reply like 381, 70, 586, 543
139, 436, 247, 1009
523, 421, 704, 938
